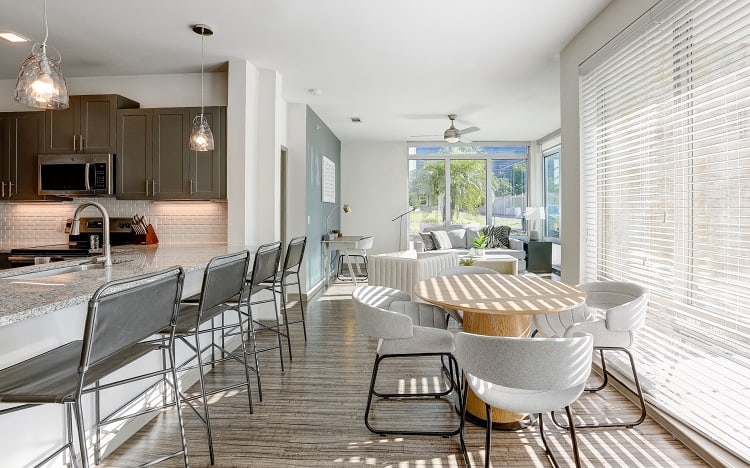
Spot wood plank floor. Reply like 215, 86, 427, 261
101, 281, 707, 467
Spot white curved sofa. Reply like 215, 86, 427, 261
367, 250, 458, 300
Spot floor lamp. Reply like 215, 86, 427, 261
391, 207, 416, 251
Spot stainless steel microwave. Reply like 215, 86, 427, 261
38, 154, 115, 196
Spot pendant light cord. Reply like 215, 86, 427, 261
200, 28, 205, 114
42, 0, 49, 45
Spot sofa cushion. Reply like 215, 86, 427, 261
431, 230, 453, 250
447, 229, 467, 249
419, 232, 436, 251
466, 227, 482, 248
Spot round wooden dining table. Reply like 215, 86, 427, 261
413, 273, 586, 429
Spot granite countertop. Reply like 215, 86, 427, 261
0, 244, 252, 328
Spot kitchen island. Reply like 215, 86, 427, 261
0, 243, 255, 467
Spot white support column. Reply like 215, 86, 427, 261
227, 60, 259, 246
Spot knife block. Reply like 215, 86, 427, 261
134, 225, 159, 245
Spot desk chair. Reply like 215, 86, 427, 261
352, 285, 461, 437
455, 332, 593, 468
533, 280, 649, 428
0, 267, 187, 468
337, 235, 374, 280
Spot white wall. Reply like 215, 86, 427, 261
286, 104, 310, 288
0, 72, 227, 110
340, 141, 408, 254
559, 0, 659, 283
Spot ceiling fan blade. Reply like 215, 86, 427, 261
459, 135, 473, 143
409, 134, 442, 138
459, 126, 480, 135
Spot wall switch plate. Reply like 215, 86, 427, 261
307, 216, 311, 225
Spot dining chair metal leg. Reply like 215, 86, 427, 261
278, 282, 293, 360
245, 304, 263, 401
483, 403, 492, 468
236, 306, 255, 414
169, 345, 191, 468
193, 328, 215, 465
458, 376, 470, 467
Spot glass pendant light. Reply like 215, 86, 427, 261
15, 0, 69, 110
189, 24, 214, 152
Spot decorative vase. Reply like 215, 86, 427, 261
477, 248, 485, 257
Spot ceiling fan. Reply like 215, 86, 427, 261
410, 114, 480, 143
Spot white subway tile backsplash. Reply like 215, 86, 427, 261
0, 199, 227, 245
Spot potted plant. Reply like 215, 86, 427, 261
459, 257, 476, 266
472, 232, 488, 256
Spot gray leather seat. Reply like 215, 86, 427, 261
0, 266, 188, 468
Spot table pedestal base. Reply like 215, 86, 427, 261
464, 408, 537, 430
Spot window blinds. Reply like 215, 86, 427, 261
580, 0, 750, 460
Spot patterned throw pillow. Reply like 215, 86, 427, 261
483, 225, 511, 248
431, 230, 453, 250
419, 232, 436, 251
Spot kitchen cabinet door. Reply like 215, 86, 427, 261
189, 107, 224, 199
152, 108, 191, 199
116, 109, 154, 199
46, 94, 139, 154
0, 112, 45, 201
10, 112, 45, 200
0, 114, 10, 199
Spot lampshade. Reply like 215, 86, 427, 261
189, 114, 214, 151
14, 0, 69, 110
189, 24, 214, 151
525, 206, 546, 220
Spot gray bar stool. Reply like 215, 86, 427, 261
0, 266, 188, 468
241, 241, 284, 395
161, 250, 253, 465
261, 236, 308, 359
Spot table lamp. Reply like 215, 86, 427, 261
525, 206, 545, 241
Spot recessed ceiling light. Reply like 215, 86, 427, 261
307, 88, 323, 96
351, 117, 361, 123
0, 32, 29, 43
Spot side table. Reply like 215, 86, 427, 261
523, 240, 552, 273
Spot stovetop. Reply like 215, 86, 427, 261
10, 243, 94, 257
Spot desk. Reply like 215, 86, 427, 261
322, 236, 367, 287
414, 273, 586, 428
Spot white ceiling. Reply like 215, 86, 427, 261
0, 0, 611, 143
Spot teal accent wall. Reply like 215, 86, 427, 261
304, 107, 341, 289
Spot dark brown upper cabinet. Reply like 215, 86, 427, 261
116, 106, 225, 200
0, 111, 46, 200
46, 94, 139, 154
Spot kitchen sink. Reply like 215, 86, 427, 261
3, 262, 106, 279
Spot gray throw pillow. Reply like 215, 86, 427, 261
419, 232, 436, 251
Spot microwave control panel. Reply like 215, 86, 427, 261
90, 163, 107, 189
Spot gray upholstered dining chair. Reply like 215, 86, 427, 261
455, 332, 594, 468
533, 280, 649, 428
352, 285, 461, 437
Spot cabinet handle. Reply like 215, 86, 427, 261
189, 179, 194, 195
152, 179, 158, 195
79, 135, 85, 152
73, 135, 77, 152
8, 181, 13, 197
145, 179, 149, 196
1, 181, 5, 198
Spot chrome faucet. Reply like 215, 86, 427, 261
70, 201, 112, 267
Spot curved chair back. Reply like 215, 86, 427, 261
249, 241, 282, 291
355, 236, 374, 250
200, 250, 251, 313
533, 304, 592, 338
282, 236, 307, 272
352, 285, 413, 340
438, 265, 497, 277
80, 266, 185, 375
580, 281, 648, 331
455, 332, 593, 393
